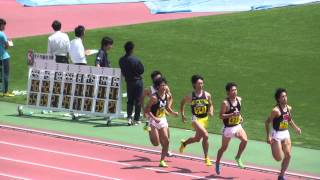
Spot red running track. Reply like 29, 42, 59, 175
1, 0, 222, 38
0, 128, 302, 180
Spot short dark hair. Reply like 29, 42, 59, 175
151, 70, 162, 80
124, 41, 134, 55
74, 25, 85, 38
101, 36, 113, 48
191, 75, 204, 85
51, 20, 61, 31
0, 18, 6, 26
225, 82, 237, 91
154, 77, 167, 90
275, 88, 287, 103
0, 18, 6, 31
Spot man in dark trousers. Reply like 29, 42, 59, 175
119, 41, 144, 126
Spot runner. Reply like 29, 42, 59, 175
179, 75, 214, 166
145, 77, 178, 167
215, 82, 248, 175
142, 70, 172, 130
142, 71, 174, 157
265, 88, 301, 180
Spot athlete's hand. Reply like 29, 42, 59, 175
267, 136, 273, 144
233, 111, 240, 116
154, 117, 161, 123
209, 112, 214, 117
172, 111, 179, 117
143, 111, 149, 119
181, 114, 187, 123
295, 127, 302, 135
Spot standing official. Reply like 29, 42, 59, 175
95, 36, 113, 68
119, 41, 144, 125
48, 20, 70, 63
69, 25, 87, 65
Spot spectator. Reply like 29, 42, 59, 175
95, 36, 113, 68
119, 41, 144, 125
48, 20, 70, 63
0, 18, 14, 97
69, 25, 87, 65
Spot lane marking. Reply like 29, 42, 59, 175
0, 141, 215, 179
0, 173, 31, 180
0, 141, 130, 166
1, 124, 319, 180
0, 157, 122, 180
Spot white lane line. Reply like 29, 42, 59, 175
0, 157, 122, 180
0, 141, 214, 179
1, 124, 318, 179
0, 173, 31, 180
0, 141, 130, 166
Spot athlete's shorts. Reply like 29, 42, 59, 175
272, 129, 290, 142
150, 117, 168, 130
222, 124, 243, 138
192, 115, 208, 129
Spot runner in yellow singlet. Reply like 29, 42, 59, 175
179, 75, 214, 166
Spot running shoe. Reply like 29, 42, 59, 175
143, 122, 151, 132
3, 93, 14, 97
159, 160, 168, 167
167, 151, 173, 157
235, 157, 245, 169
179, 140, 186, 153
128, 118, 132, 126
205, 157, 212, 166
215, 163, 221, 175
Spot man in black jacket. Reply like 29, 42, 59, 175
119, 41, 144, 125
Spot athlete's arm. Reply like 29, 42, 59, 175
145, 95, 161, 122
141, 88, 151, 117
265, 108, 278, 144
166, 86, 172, 97
180, 95, 191, 123
219, 101, 238, 120
288, 106, 302, 135
166, 94, 179, 117
166, 86, 173, 109
206, 92, 214, 117
238, 97, 243, 121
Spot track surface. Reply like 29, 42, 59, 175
0, 127, 307, 180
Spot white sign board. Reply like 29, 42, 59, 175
26, 58, 122, 117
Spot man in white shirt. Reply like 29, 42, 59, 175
48, 20, 70, 63
69, 25, 87, 65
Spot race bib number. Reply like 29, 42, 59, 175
279, 113, 290, 129
156, 108, 165, 117
194, 106, 207, 115
228, 116, 241, 125
279, 120, 288, 129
